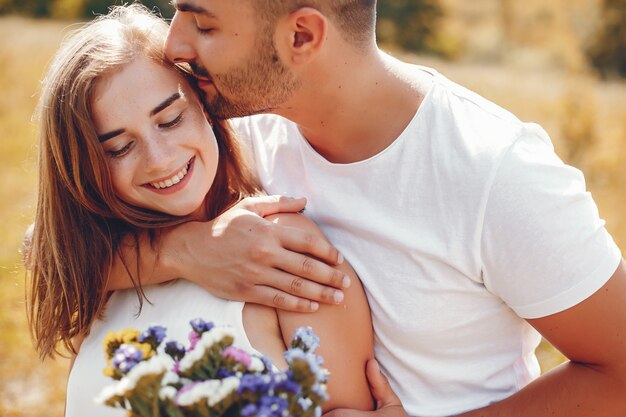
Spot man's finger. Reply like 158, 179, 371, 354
276, 247, 349, 289
244, 285, 320, 313
264, 261, 347, 305
239, 195, 307, 217
366, 359, 402, 409
277, 224, 344, 266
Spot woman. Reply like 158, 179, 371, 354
26, 4, 373, 416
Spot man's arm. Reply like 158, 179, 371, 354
327, 260, 626, 417
458, 258, 626, 417
107, 195, 351, 312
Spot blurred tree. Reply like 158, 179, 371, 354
50, 0, 84, 19
0, 0, 174, 18
587, 0, 626, 78
81, 0, 173, 19
0, 0, 50, 16
377, 0, 445, 55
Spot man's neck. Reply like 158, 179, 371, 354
275, 51, 432, 164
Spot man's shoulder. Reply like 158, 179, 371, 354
230, 114, 293, 136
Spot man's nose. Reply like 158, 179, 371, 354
165, 12, 196, 63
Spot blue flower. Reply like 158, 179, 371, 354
189, 318, 214, 335
284, 348, 326, 382
257, 394, 288, 417
217, 367, 235, 378
260, 355, 274, 372
274, 372, 301, 395
311, 383, 329, 402
138, 325, 167, 349
164, 341, 186, 361
297, 397, 313, 411
292, 327, 320, 352
112, 344, 143, 374
241, 403, 258, 417
238, 374, 274, 394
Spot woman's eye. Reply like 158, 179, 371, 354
159, 113, 183, 129
107, 142, 133, 158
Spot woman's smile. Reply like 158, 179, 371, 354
143, 156, 195, 195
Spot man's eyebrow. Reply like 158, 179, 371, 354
151, 92, 181, 116
98, 129, 125, 143
170, 1, 216, 17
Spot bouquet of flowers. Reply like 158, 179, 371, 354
96, 319, 328, 417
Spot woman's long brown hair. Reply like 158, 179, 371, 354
27, 4, 260, 359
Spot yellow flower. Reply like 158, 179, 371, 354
103, 328, 141, 360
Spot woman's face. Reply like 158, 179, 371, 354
91, 56, 218, 218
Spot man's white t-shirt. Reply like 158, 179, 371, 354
231, 67, 622, 417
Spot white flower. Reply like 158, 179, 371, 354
162, 370, 180, 385
95, 355, 172, 404
248, 356, 265, 372
160, 386, 178, 401
179, 327, 236, 372
176, 376, 240, 407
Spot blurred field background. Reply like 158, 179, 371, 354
0, 0, 625, 415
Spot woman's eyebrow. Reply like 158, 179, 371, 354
99, 129, 125, 143
151, 92, 181, 116
98, 92, 183, 142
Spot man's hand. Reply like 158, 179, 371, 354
324, 359, 408, 417
157, 195, 350, 312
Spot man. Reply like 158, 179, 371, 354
114, 1, 626, 416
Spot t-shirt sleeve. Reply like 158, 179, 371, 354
480, 124, 622, 319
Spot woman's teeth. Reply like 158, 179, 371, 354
150, 163, 189, 189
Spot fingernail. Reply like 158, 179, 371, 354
342, 275, 351, 288
310, 301, 319, 311
337, 253, 344, 264
333, 291, 344, 304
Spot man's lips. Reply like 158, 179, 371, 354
195, 76, 213, 88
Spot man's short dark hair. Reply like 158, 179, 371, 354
251, 0, 377, 48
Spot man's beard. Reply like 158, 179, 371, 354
197, 35, 300, 120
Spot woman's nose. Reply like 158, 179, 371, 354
142, 138, 177, 176
165, 11, 197, 64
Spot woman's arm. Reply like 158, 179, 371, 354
265, 213, 375, 412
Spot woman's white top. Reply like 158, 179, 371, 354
65, 280, 258, 417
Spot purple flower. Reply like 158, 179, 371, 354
241, 403, 258, 417
189, 318, 214, 335
188, 330, 201, 350
274, 372, 301, 395
260, 355, 274, 371
311, 383, 329, 402
292, 327, 320, 352
297, 397, 313, 411
223, 346, 252, 368
164, 341, 186, 361
257, 395, 288, 417
285, 349, 325, 377
112, 343, 143, 374
138, 325, 167, 349
217, 367, 235, 378
238, 374, 274, 394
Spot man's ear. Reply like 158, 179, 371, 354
276, 7, 327, 66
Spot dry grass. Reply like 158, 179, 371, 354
1, 15, 624, 416
0, 16, 76, 417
